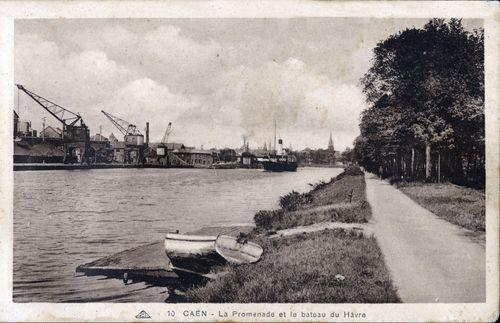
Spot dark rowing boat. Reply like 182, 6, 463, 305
164, 233, 263, 279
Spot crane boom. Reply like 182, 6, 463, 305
16, 84, 82, 126
15, 84, 91, 164
161, 122, 172, 144
101, 110, 142, 136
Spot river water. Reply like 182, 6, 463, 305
13, 167, 342, 302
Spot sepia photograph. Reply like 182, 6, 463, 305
1, 1, 499, 322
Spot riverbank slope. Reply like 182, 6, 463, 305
185, 166, 400, 303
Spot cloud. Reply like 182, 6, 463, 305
14, 30, 200, 143
99, 78, 196, 141
15, 33, 131, 105
15, 34, 60, 92
15, 19, 380, 150
179, 57, 364, 149
139, 25, 223, 94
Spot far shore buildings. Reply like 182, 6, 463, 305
298, 131, 340, 166
171, 147, 215, 167
112, 142, 126, 163
40, 126, 62, 139
108, 133, 118, 146
327, 131, 336, 165
12, 105, 342, 167
90, 133, 108, 142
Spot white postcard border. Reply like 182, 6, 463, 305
0, 1, 498, 322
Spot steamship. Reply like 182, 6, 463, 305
262, 139, 298, 172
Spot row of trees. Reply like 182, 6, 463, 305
354, 19, 485, 188
296, 148, 336, 166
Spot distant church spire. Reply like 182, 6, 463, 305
328, 131, 334, 151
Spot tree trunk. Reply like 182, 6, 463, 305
411, 148, 415, 179
471, 155, 478, 181
437, 151, 441, 183
402, 154, 406, 179
397, 153, 402, 178
425, 144, 431, 181
465, 152, 472, 181
453, 150, 464, 183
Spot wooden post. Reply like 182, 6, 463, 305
425, 144, 431, 181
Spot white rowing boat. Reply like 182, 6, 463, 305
164, 233, 224, 275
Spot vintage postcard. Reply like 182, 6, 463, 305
0, 1, 498, 322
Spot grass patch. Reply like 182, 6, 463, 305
255, 166, 370, 232
307, 174, 366, 207
185, 229, 400, 303
255, 201, 370, 231
396, 182, 485, 232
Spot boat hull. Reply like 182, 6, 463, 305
262, 160, 298, 172
215, 235, 263, 264
164, 234, 226, 275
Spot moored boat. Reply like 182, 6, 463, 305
262, 156, 298, 172
215, 235, 263, 264
164, 233, 263, 278
263, 139, 298, 172
164, 233, 225, 275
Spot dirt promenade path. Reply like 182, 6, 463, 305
365, 173, 485, 303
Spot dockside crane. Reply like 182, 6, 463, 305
157, 122, 189, 167
101, 110, 144, 146
16, 84, 92, 164
156, 122, 172, 165
101, 110, 142, 137
101, 110, 145, 164
161, 122, 172, 145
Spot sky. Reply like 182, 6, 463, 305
14, 18, 482, 151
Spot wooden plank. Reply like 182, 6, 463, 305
77, 241, 167, 271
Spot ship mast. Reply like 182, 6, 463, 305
274, 120, 277, 154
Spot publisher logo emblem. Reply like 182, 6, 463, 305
135, 310, 151, 319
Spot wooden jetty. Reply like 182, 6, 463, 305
76, 225, 254, 285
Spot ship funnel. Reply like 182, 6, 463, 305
277, 139, 283, 156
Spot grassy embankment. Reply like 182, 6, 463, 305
185, 166, 400, 303
396, 182, 485, 233
253, 166, 370, 232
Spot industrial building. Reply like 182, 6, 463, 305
14, 84, 317, 170
14, 141, 65, 163
172, 148, 215, 167
40, 126, 62, 139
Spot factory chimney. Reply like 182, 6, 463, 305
145, 122, 149, 146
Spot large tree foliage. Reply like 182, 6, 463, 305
356, 19, 484, 186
